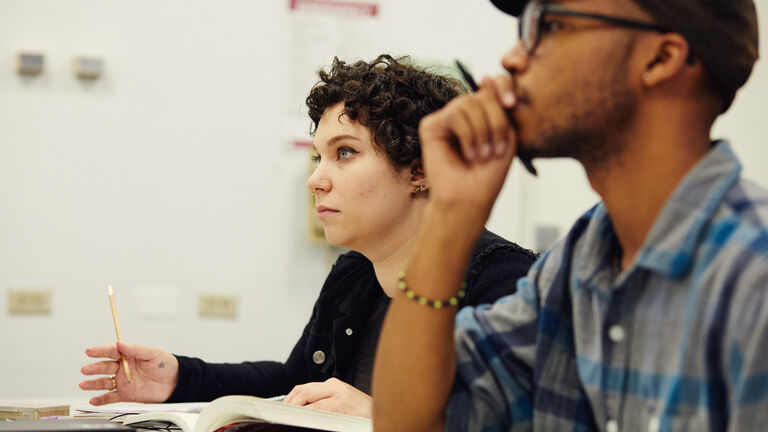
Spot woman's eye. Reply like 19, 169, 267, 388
310, 154, 320, 164
338, 147, 357, 160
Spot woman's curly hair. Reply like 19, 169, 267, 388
306, 54, 466, 170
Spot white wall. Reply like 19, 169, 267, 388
1, 0, 766, 398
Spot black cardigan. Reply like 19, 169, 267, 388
167, 230, 536, 402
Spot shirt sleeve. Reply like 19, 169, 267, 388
166, 356, 290, 402
166, 317, 314, 402
445, 253, 550, 432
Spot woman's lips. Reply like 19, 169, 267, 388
316, 205, 340, 220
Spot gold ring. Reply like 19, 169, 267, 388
109, 376, 117, 391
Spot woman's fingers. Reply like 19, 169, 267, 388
78, 376, 116, 391
304, 397, 337, 412
116, 342, 160, 361
283, 383, 305, 405
284, 380, 340, 406
84, 345, 120, 360
284, 383, 327, 406
88, 390, 122, 406
81, 360, 120, 376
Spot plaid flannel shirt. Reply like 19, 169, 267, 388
446, 141, 768, 431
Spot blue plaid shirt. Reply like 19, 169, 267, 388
446, 141, 768, 431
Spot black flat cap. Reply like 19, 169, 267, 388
490, 0, 527, 16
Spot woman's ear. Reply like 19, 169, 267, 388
409, 161, 428, 192
410, 160, 425, 178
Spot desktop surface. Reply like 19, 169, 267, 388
0, 418, 133, 431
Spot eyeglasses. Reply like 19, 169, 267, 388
519, 1, 670, 54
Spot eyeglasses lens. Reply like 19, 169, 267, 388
519, 2, 541, 53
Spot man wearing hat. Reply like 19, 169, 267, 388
373, 0, 766, 430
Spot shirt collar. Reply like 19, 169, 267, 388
633, 140, 742, 278
575, 141, 742, 285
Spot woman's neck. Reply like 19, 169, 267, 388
365, 201, 425, 298
370, 236, 418, 298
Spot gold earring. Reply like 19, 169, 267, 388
413, 184, 427, 192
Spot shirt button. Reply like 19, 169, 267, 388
606, 419, 619, 432
312, 350, 326, 364
648, 416, 659, 432
609, 325, 626, 343
345, 328, 353, 336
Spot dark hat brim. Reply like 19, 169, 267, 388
490, 0, 528, 16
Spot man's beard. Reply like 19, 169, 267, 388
517, 43, 638, 168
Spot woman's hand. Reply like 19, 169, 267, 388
78, 342, 179, 405
283, 378, 372, 418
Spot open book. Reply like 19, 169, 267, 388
121, 395, 372, 432
75, 401, 207, 417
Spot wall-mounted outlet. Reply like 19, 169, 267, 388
16, 52, 44, 75
74, 56, 104, 79
198, 294, 237, 318
8, 288, 52, 314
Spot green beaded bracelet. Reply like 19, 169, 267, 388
396, 271, 466, 309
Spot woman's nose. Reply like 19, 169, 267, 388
306, 165, 330, 193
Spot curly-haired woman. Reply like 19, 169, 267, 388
79, 55, 537, 417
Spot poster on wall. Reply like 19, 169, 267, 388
282, 0, 381, 135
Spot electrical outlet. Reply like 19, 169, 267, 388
8, 288, 52, 314
198, 294, 237, 318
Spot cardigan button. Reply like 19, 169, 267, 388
345, 328, 353, 336
312, 350, 326, 365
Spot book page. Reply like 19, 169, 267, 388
212, 421, 327, 431
197, 396, 371, 432
75, 402, 207, 416
75, 402, 207, 422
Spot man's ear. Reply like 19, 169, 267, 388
639, 32, 692, 88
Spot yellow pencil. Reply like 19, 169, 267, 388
107, 285, 131, 382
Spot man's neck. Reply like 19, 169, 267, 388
584, 112, 711, 271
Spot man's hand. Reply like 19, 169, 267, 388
419, 74, 518, 226
79, 342, 179, 405
373, 73, 518, 432
284, 378, 372, 418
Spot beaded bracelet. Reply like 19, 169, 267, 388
396, 271, 466, 308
